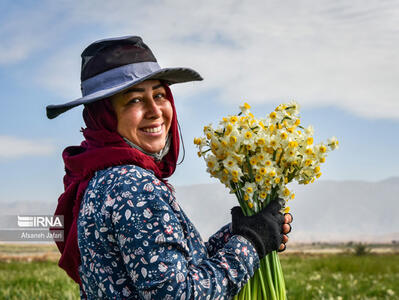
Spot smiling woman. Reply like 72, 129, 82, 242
45, 35, 292, 300
110, 80, 173, 154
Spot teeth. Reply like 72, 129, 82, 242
143, 126, 162, 133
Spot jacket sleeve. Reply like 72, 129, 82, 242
108, 181, 259, 300
205, 223, 232, 257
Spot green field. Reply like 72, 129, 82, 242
0, 245, 398, 299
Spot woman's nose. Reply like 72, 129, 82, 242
144, 96, 162, 119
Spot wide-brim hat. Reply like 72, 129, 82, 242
46, 35, 203, 119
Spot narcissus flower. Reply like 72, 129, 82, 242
195, 100, 337, 208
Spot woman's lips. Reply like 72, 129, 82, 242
140, 124, 163, 135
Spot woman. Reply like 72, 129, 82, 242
47, 36, 292, 299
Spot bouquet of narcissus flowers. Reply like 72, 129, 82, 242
194, 101, 338, 299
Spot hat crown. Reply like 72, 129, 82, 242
80, 36, 157, 81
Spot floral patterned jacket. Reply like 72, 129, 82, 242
77, 164, 259, 299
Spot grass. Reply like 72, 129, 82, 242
281, 254, 399, 299
0, 243, 398, 299
0, 260, 79, 299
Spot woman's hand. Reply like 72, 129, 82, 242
231, 200, 292, 259
279, 213, 293, 252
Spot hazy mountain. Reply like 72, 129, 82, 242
174, 177, 399, 242
1, 178, 398, 243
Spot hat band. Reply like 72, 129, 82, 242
81, 61, 161, 96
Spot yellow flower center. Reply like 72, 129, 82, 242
305, 148, 313, 155
270, 111, 277, 119
257, 138, 265, 145
259, 168, 267, 175
230, 116, 238, 123
307, 137, 314, 145
245, 131, 252, 139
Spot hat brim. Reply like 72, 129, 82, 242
46, 67, 202, 119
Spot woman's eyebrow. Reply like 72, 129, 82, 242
152, 84, 163, 90
123, 84, 163, 94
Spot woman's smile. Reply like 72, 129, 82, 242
140, 123, 163, 134
111, 79, 173, 153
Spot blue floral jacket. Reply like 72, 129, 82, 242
77, 165, 259, 299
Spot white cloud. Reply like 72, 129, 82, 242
4, 0, 399, 119
0, 136, 55, 159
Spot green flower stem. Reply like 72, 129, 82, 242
263, 255, 277, 300
274, 252, 286, 298
256, 264, 267, 298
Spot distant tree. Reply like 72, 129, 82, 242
353, 242, 371, 256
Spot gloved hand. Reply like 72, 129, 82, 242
231, 200, 287, 259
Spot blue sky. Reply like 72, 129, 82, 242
0, 0, 398, 203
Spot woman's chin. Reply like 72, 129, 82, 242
140, 141, 166, 154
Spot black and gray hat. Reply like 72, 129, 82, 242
46, 35, 203, 119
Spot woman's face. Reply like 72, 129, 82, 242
111, 80, 173, 153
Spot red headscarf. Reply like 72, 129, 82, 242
52, 85, 179, 284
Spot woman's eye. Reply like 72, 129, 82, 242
128, 98, 141, 104
154, 93, 166, 100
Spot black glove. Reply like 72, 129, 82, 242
231, 200, 284, 259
